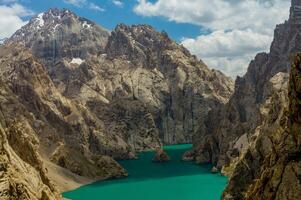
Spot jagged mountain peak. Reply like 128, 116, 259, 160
7, 8, 110, 66
114, 23, 169, 38
106, 23, 196, 68
111, 23, 173, 48
8, 7, 107, 44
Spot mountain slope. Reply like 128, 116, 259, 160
0, 44, 128, 190
6, 8, 234, 145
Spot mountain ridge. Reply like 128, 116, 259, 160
0, 7, 234, 198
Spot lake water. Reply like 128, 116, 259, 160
63, 144, 227, 200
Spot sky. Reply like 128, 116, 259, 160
0, 0, 291, 78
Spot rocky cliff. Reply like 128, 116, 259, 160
0, 83, 60, 199
222, 53, 301, 200
6, 9, 234, 145
0, 7, 233, 199
187, 0, 301, 170
0, 44, 129, 177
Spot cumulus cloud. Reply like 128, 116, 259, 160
0, 3, 33, 39
112, 0, 123, 7
134, 0, 291, 77
181, 29, 272, 76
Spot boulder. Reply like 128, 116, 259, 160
211, 166, 219, 174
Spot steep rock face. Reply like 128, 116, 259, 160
189, 0, 301, 168
0, 85, 60, 200
223, 53, 301, 200
7, 9, 234, 145
104, 24, 234, 144
0, 45, 128, 181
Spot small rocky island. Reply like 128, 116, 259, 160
152, 148, 170, 162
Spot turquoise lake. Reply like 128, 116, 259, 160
63, 144, 227, 200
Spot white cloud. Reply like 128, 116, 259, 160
134, 0, 291, 77
89, 2, 105, 12
0, 3, 33, 38
63, 0, 86, 7
64, 0, 105, 12
112, 0, 124, 7
181, 29, 272, 77
182, 30, 272, 58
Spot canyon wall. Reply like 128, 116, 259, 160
188, 0, 301, 170
223, 53, 301, 200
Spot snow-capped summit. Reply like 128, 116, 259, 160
9, 8, 107, 42
6, 8, 109, 66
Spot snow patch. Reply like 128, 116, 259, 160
82, 21, 92, 29
36, 13, 45, 27
70, 58, 84, 65
53, 24, 60, 32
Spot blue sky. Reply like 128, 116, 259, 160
19, 0, 203, 42
0, 0, 292, 77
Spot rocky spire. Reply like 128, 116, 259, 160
290, 0, 301, 23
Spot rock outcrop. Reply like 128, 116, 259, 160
189, 0, 301, 170
152, 148, 170, 162
0, 112, 60, 199
222, 53, 301, 200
